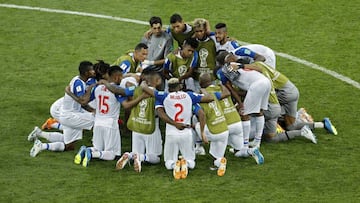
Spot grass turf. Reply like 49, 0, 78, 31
0, 0, 359, 202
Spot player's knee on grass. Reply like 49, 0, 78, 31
187, 160, 195, 169
165, 160, 175, 170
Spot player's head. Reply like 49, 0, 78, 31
170, 13, 185, 34
167, 78, 182, 92
142, 68, 162, 89
199, 72, 212, 88
193, 18, 208, 40
78, 61, 95, 79
134, 43, 148, 63
181, 38, 199, 58
215, 23, 228, 43
216, 51, 237, 65
108, 65, 124, 85
149, 16, 163, 37
94, 60, 110, 81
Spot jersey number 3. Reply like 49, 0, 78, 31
98, 95, 109, 114
174, 103, 184, 122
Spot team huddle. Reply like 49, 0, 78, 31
27, 14, 338, 179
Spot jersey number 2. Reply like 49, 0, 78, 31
174, 103, 184, 122
98, 95, 109, 114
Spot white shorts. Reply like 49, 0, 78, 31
227, 122, 243, 150
132, 118, 162, 156
243, 79, 271, 115
60, 111, 94, 144
164, 131, 195, 163
50, 97, 64, 120
93, 125, 121, 156
196, 123, 228, 159
276, 81, 299, 118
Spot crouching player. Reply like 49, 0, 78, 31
74, 65, 135, 167
142, 78, 211, 179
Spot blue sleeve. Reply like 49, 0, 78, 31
216, 69, 229, 85
214, 92, 222, 100
119, 60, 131, 74
233, 47, 256, 58
192, 104, 202, 115
73, 79, 86, 97
165, 27, 171, 34
154, 90, 168, 105
190, 51, 198, 68
117, 95, 127, 103
208, 31, 215, 37
230, 41, 240, 49
125, 86, 136, 96
86, 78, 96, 86
187, 91, 203, 104
163, 57, 171, 71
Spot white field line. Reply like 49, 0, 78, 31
1, 3, 359, 90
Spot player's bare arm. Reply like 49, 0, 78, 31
197, 108, 208, 144
97, 79, 128, 96
140, 81, 156, 97
122, 92, 150, 110
219, 84, 231, 99
178, 67, 193, 82
64, 85, 95, 113
254, 53, 266, 62
156, 107, 187, 130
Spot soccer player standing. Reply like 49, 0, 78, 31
167, 13, 195, 48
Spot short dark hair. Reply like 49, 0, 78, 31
183, 38, 199, 49
170, 13, 183, 24
215, 23, 227, 29
135, 43, 148, 51
108, 65, 123, 77
216, 51, 229, 65
149, 16, 162, 26
78, 61, 93, 75
94, 60, 110, 80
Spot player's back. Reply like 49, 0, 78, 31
237, 68, 269, 91
163, 91, 193, 134
94, 84, 121, 121
62, 76, 85, 112
240, 44, 276, 68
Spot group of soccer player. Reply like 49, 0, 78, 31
27, 14, 338, 179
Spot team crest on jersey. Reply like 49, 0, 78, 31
178, 65, 188, 76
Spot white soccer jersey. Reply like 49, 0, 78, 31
119, 76, 138, 89
215, 40, 240, 53
235, 69, 269, 91
62, 76, 86, 112
94, 84, 124, 128
155, 91, 202, 135
240, 44, 276, 68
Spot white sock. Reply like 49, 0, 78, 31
214, 158, 222, 167
187, 160, 195, 169
242, 120, 251, 148
314, 122, 324, 128
41, 142, 65, 151
39, 132, 64, 142
50, 122, 63, 130
92, 151, 101, 158
234, 148, 251, 158
254, 116, 265, 144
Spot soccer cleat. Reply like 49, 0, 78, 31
217, 157, 227, 177
301, 125, 317, 144
30, 139, 42, 157
115, 152, 130, 170
323, 118, 338, 135
41, 118, 58, 130
180, 157, 188, 179
251, 148, 264, 165
28, 126, 41, 142
74, 145, 87, 165
173, 160, 182, 180
195, 145, 206, 155
82, 148, 92, 167
133, 153, 141, 173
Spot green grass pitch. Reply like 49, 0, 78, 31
1, 0, 359, 202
